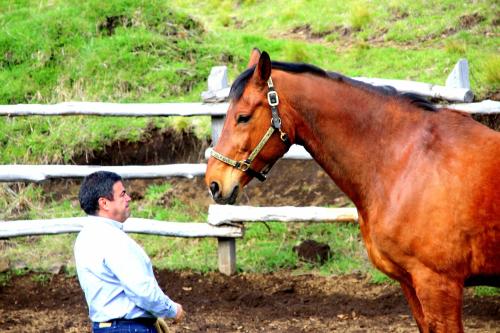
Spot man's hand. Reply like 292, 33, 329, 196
174, 303, 185, 323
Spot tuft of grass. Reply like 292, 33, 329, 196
483, 55, 500, 87
0, 184, 45, 220
283, 43, 311, 63
444, 39, 467, 56
0, 272, 12, 286
349, 3, 372, 31
239, 223, 297, 272
473, 286, 500, 297
368, 269, 394, 284
31, 273, 51, 285
144, 183, 172, 202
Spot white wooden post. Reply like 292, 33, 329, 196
211, 114, 225, 146
446, 59, 470, 89
201, 66, 230, 145
217, 237, 236, 275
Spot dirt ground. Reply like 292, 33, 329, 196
0, 270, 499, 333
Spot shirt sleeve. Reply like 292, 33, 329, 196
103, 233, 178, 318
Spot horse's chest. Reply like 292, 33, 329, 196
358, 217, 408, 279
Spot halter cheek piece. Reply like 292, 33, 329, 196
210, 77, 291, 182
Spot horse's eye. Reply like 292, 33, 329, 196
237, 114, 251, 124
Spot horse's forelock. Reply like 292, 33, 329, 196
229, 66, 255, 102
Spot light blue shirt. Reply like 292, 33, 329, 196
74, 216, 177, 322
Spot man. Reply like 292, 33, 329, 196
74, 171, 184, 332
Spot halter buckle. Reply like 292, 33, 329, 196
239, 161, 250, 171
267, 91, 279, 106
271, 117, 281, 129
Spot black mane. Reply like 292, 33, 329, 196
229, 60, 436, 112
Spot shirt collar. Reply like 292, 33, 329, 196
89, 215, 125, 230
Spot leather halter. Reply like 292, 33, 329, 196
210, 77, 291, 182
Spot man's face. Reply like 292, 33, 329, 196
100, 181, 131, 222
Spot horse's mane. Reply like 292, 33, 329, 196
230, 61, 437, 112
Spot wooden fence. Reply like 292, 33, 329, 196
1, 60, 499, 275
0, 206, 357, 275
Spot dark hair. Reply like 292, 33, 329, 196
79, 171, 122, 215
230, 60, 436, 112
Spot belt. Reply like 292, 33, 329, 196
97, 317, 157, 328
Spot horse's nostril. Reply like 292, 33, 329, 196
209, 182, 219, 197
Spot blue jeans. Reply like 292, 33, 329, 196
92, 319, 157, 333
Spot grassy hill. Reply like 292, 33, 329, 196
0, 0, 498, 163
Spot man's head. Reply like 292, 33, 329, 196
79, 171, 131, 222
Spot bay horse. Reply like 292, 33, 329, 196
205, 49, 500, 332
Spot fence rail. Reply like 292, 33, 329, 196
0, 216, 243, 275
0, 164, 206, 182
0, 102, 227, 117
208, 205, 358, 225
0, 100, 498, 116
0, 217, 243, 238
0, 206, 357, 275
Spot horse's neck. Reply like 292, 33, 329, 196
287, 77, 424, 210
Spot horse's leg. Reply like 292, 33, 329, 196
399, 281, 426, 332
412, 270, 464, 333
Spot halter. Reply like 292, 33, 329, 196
210, 77, 291, 181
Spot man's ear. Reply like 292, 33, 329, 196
98, 197, 108, 211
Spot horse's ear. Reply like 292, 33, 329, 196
252, 51, 271, 83
247, 48, 261, 68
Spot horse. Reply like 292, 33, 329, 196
204, 48, 500, 333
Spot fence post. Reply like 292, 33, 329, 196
446, 59, 470, 89
211, 114, 225, 146
201, 66, 229, 145
217, 237, 236, 275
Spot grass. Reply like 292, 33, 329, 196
350, 3, 372, 31
483, 55, 500, 89
0, 115, 211, 164
1, 0, 498, 163
474, 286, 500, 297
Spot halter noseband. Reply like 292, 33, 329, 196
210, 77, 291, 182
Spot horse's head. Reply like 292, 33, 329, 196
205, 49, 292, 204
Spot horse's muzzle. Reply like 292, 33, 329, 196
209, 182, 239, 205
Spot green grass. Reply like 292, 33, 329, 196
170, 0, 498, 96
474, 286, 500, 297
0, 115, 211, 164
0, 0, 209, 103
1, 0, 498, 163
